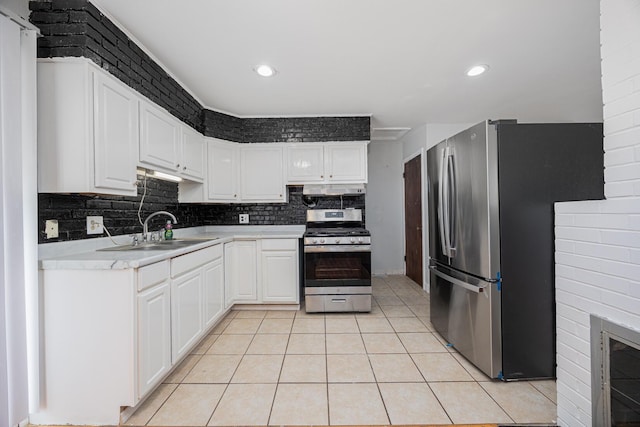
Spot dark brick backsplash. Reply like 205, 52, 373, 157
39, 174, 181, 243
39, 179, 365, 243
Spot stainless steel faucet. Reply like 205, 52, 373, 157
142, 211, 177, 242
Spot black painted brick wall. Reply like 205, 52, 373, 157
29, 0, 203, 131
179, 186, 365, 226
39, 180, 365, 243
201, 110, 245, 143
38, 174, 185, 243
242, 117, 370, 142
201, 112, 370, 142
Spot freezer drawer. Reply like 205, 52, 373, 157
429, 263, 502, 379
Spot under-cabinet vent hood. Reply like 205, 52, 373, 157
302, 184, 366, 196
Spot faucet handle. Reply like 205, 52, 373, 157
131, 235, 140, 246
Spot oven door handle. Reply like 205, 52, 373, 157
304, 245, 371, 253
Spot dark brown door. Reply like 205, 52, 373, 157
404, 155, 423, 286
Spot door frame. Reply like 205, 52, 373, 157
402, 148, 428, 291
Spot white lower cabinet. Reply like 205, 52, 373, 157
137, 281, 171, 397
261, 239, 299, 302
35, 236, 301, 425
225, 238, 299, 306
203, 257, 225, 328
224, 240, 258, 303
170, 244, 224, 362
171, 269, 204, 362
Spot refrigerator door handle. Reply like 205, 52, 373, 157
437, 146, 448, 256
429, 266, 486, 294
447, 150, 457, 257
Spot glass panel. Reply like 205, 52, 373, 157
609, 337, 640, 426
304, 252, 371, 287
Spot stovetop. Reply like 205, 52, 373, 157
304, 227, 370, 237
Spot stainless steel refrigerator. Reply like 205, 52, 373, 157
427, 120, 604, 380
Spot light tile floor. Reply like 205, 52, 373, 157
125, 275, 557, 426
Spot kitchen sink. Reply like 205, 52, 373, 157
97, 237, 219, 252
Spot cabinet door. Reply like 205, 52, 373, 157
261, 250, 298, 302
286, 144, 325, 183
203, 258, 224, 328
140, 101, 180, 172
180, 126, 205, 182
325, 143, 368, 183
137, 282, 171, 398
240, 145, 285, 202
93, 71, 139, 194
171, 270, 203, 362
226, 240, 258, 302
208, 139, 239, 201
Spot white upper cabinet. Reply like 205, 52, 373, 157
325, 142, 368, 182
37, 59, 139, 196
139, 101, 180, 172
286, 141, 368, 184
240, 144, 286, 202
208, 139, 239, 202
139, 102, 205, 182
93, 71, 140, 192
180, 126, 205, 182
286, 144, 325, 183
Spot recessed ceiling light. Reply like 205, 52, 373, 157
466, 64, 489, 77
255, 64, 276, 77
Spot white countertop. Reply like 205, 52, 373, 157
39, 225, 305, 270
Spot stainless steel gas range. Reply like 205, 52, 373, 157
303, 209, 372, 313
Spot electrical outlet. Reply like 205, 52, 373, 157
87, 216, 104, 235
239, 214, 249, 224
45, 219, 58, 239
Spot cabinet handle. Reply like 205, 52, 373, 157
330, 174, 333, 178
279, 194, 282, 197
183, 166, 187, 170
176, 164, 180, 168
234, 194, 237, 198
320, 175, 323, 178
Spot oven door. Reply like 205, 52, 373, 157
304, 245, 371, 289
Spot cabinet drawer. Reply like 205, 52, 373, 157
262, 239, 297, 251
138, 260, 170, 291
171, 244, 222, 277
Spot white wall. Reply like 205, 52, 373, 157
0, 0, 29, 21
0, 12, 38, 427
555, 1, 640, 426
366, 141, 404, 275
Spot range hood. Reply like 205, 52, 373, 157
302, 184, 366, 196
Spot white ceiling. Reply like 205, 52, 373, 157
92, 0, 603, 133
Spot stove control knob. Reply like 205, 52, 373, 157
335, 238, 340, 244
312, 239, 318, 244
358, 237, 363, 243
320, 238, 325, 244
350, 238, 356, 243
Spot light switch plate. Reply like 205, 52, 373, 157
87, 216, 104, 234
239, 214, 249, 224
45, 219, 58, 239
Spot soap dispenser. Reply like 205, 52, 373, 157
164, 220, 173, 240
